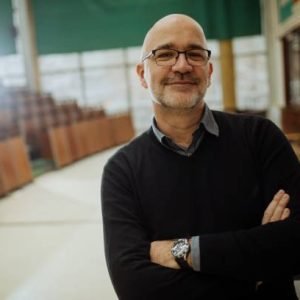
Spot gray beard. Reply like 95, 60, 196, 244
150, 90, 206, 111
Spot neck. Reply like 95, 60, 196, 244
154, 102, 205, 148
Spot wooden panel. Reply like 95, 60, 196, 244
0, 142, 11, 196
0, 140, 19, 192
7, 137, 33, 186
48, 127, 73, 168
70, 123, 87, 159
80, 121, 94, 156
95, 117, 115, 150
39, 130, 53, 159
90, 119, 102, 152
110, 114, 135, 145
65, 124, 80, 160
282, 106, 300, 133
77, 122, 89, 157
85, 120, 101, 155
0, 169, 7, 197
286, 132, 300, 160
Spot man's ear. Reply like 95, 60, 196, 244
136, 63, 148, 89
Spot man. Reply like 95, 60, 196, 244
101, 14, 300, 299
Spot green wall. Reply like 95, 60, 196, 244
32, 0, 262, 55
278, 0, 294, 23
0, 0, 16, 55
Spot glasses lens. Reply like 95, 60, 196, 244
153, 49, 210, 66
186, 49, 209, 65
154, 49, 177, 66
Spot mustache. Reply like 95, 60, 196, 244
162, 75, 200, 85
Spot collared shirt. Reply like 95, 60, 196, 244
151, 104, 219, 271
151, 104, 219, 157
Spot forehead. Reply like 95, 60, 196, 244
144, 18, 206, 51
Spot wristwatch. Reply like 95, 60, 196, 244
171, 238, 191, 269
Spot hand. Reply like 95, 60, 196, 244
150, 240, 180, 269
261, 189, 290, 225
257, 190, 290, 288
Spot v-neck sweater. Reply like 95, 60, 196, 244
101, 110, 300, 300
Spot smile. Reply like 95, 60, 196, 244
167, 81, 196, 85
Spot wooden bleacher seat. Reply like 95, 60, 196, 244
95, 116, 115, 150
66, 123, 84, 160
0, 140, 19, 194
110, 113, 135, 145
7, 137, 33, 186
45, 104, 74, 167
286, 132, 300, 160
282, 106, 300, 134
48, 127, 73, 168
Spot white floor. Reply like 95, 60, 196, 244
0, 148, 119, 300
0, 147, 299, 300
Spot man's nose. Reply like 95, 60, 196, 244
171, 53, 193, 73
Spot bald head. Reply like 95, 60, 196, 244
141, 14, 207, 59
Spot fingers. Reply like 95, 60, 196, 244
262, 189, 290, 225
281, 208, 290, 220
262, 189, 285, 224
270, 193, 290, 222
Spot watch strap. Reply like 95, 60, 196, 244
174, 239, 191, 269
175, 256, 191, 269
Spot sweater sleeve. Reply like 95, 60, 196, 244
101, 152, 249, 299
199, 118, 300, 281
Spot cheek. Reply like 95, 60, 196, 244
145, 67, 171, 91
146, 73, 160, 90
198, 70, 211, 87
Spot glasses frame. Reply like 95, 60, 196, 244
142, 47, 212, 66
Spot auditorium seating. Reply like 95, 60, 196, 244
0, 87, 135, 196
0, 88, 33, 196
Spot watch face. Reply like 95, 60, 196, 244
171, 239, 189, 258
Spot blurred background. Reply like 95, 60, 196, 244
0, 0, 299, 299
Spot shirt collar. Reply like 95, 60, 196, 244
151, 104, 219, 143
201, 104, 219, 136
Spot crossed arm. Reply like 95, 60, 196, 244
150, 189, 291, 270
102, 120, 300, 299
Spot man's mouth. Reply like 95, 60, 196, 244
167, 81, 196, 85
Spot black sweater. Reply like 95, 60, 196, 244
101, 111, 300, 300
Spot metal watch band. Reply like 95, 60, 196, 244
171, 238, 191, 269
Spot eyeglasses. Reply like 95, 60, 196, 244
142, 48, 211, 66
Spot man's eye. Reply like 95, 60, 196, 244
188, 51, 205, 60
156, 51, 175, 60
